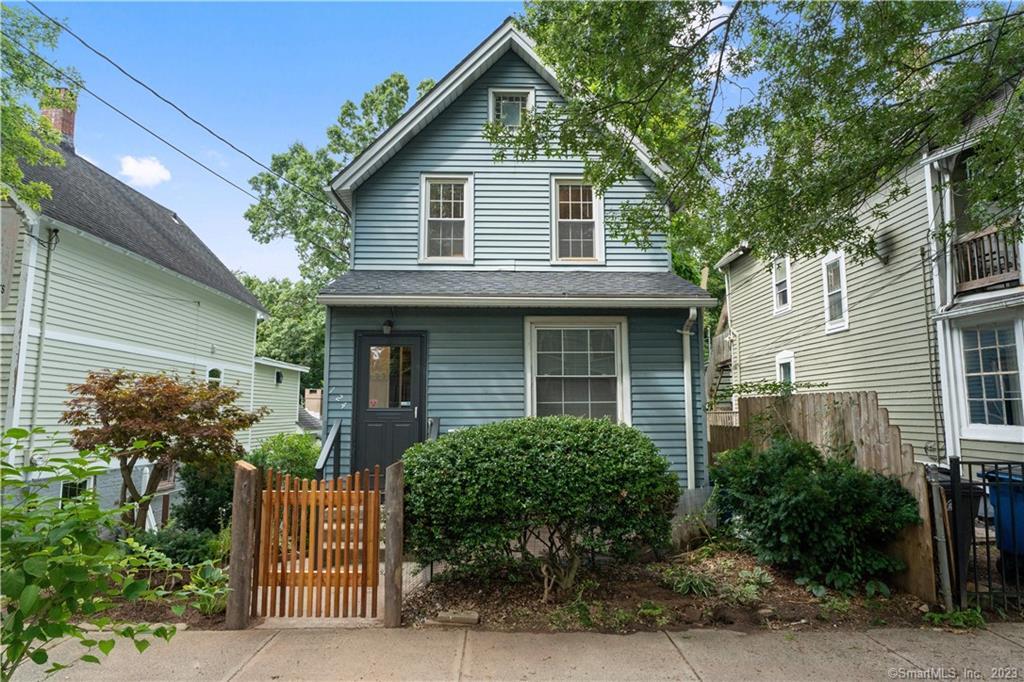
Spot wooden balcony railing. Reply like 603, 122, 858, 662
953, 226, 1021, 295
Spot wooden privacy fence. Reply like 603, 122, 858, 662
251, 467, 381, 619
709, 392, 937, 603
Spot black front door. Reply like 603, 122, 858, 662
352, 332, 426, 474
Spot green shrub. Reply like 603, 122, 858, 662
172, 460, 234, 533
134, 525, 217, 566
245, 433, 319, 479
711, 438, 920, 591
404, 416, 679, 598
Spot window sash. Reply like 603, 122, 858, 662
822, 254, 848, 330
555, 182, 596, 260
962, 324, 1023, 426
493, 93, 528, 126
423, 179, 468, 259
773, 257, 790, 311
533, 326, 620, 420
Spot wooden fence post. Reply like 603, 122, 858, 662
383, 460, 404, 628
226, 461, 259, 629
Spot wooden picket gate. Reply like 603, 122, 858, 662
250, 467, 381, 619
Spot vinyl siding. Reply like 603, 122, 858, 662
324, 306, 703, 483
352, 51, 668, 271
249, 363, 302, 446
1, 215, 258, 464
959, 439, 1023, 463
724, 167, 944, 458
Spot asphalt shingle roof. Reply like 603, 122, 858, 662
297, 408, 322, 433
320, 270, 714, 301
20, 144, 264, 312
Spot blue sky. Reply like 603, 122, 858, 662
26, 1, 520, 279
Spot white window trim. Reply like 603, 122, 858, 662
772, 256, 792, 315
821, 251, 850, 334
550, 176, 605, 265
206, 366, 223, 385
952, 314, 1024, 443
419, 173, 474, 264
59, 476, 95, 508
523, 316, 631, 424
775, 350, 795, 383
487, 87, 535, 125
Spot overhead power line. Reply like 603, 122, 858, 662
26, 0, 346, 219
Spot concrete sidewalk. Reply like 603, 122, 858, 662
17, 623, 1024, 682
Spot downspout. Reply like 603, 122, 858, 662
679, 307, 698, 490
26, 228, 59, 455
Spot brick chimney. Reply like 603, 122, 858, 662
41, 88, 77, 149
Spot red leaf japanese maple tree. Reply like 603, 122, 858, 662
61, 370, 267, 528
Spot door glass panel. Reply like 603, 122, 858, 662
367, 345, 412, 409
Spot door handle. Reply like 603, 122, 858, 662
414, 405, 419, 418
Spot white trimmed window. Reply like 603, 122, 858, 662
551, 178, 604, 264
60, 477, 94, 508
775, 350, 795, 384
488, 88, 533, 127
206, 367, 222, 386
821, 251, 849, 333
526, 317, 630, 423
961, 322, 1023, 431
420, 175, 473, 263
772, 257, 791, 314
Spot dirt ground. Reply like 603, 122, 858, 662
403, 549, 932, 634
92, 599, 227, 631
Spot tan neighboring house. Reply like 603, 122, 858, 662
714, 151, 1022, 464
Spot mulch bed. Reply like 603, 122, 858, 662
403, 550, 930, 634
96, 599, 227, 630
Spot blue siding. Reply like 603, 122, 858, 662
324, 307, 703, 484
352, 51, 668, 271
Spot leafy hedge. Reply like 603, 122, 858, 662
245, 433, 320, 479
404, 416, 679, 598
711, 438, 921, 591
172, 460, 234, 533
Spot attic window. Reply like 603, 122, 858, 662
275, 370, 284, 385
489, 88, 533, 127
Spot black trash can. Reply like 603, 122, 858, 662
931, 467, 986, 568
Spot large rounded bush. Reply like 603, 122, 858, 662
245, 433, 320, 479
712, 438, 921, 591
404, 416, 679, 597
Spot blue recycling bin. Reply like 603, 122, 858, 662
983, 469, 1024, 558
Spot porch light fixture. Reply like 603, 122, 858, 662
382, 320, 393, 335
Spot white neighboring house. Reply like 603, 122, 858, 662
1, 101, 308, 525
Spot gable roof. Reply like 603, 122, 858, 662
329, 18, 664, 213
20, 144, 265, 312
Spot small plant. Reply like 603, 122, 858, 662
661, 565, 717, 598
181, 561, 230, 616
865, 579, 891, 598
925, 608, 985, 630
721, 582, 762, 606
739, 567, 774, 590
636, 601, 671, 626
819, 594, 852, 618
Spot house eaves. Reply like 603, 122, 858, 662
329, 18, 665, 214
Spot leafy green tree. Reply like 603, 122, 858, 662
236, 274, 325, 390
245, 433, 321, 479
245, 73, 435, 282
492, 1, 1023, 266
0, 5, 79, 210
1, 429, 176, 681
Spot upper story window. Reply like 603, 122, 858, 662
275, 370, 284, 385
420, 175, 474, 264
961, 322, 1022, 428
772, 257, 791, 314
821, 251, 849, 333
551, 178, 604, 264
206, 367, 222, 386
489, 88, 533, 127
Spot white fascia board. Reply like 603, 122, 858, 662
330, 20, 664, 198
316, 294, 718, 309
254, 356, 310, 373
715, 242, 750, 270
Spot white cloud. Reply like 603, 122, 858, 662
118, 155, 171, 188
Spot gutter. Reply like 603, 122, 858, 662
678, 307, 698, 490
26, 228, 58, 453
316, 294, 719, 309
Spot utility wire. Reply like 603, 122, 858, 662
26, 0, 346, 219
8, 35, 271, 209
